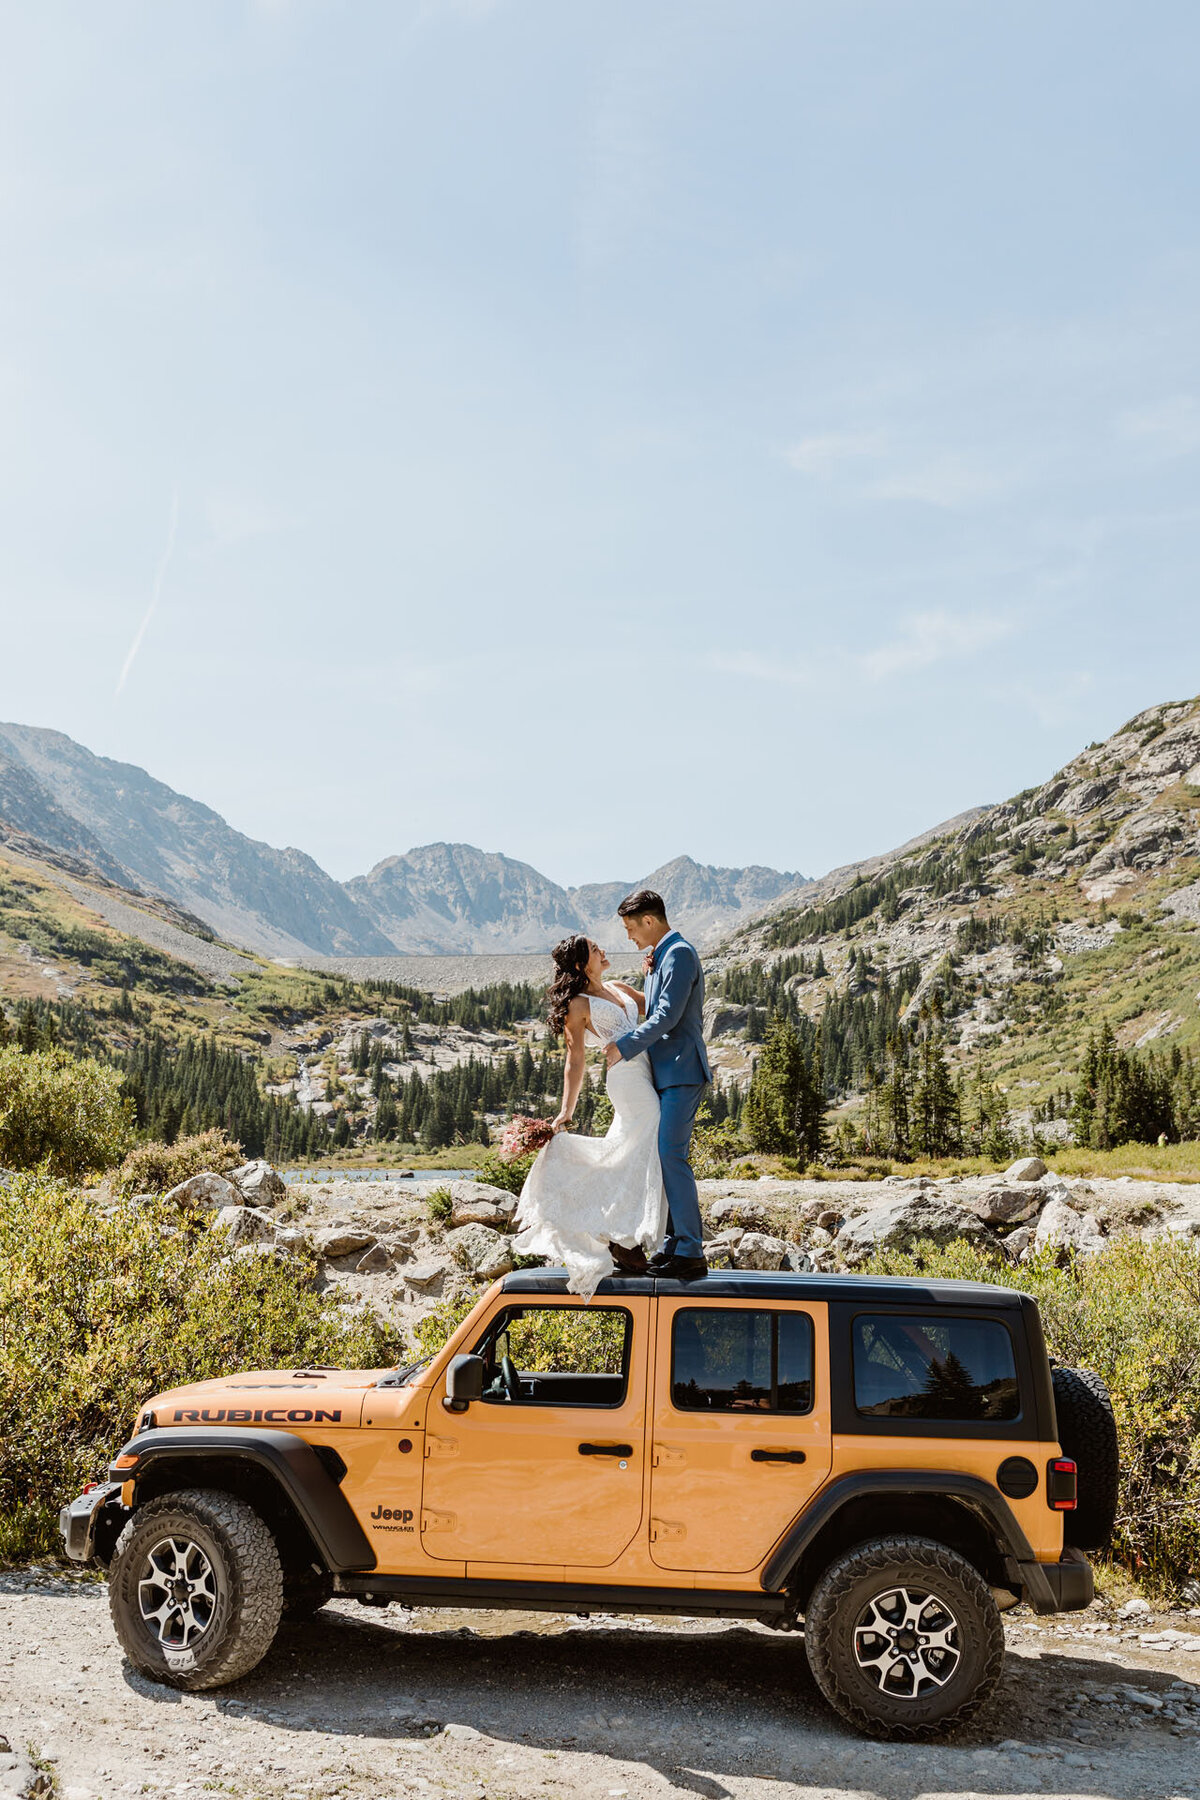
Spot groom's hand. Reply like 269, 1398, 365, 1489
605, 1043, 621, 1068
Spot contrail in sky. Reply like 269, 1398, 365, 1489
115, 487, 179, 697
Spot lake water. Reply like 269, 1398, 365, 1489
283, 1167, 478, 1184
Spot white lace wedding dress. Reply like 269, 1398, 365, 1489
512, 988, 666, 1299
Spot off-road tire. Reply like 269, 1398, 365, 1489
1052, 1365, 1119, 1551
109, 1488, 283, 1691
803, 1536, 1004, 1740
281, 1567, 335, 1622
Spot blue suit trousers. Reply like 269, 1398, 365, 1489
658, 1082, 707, 1259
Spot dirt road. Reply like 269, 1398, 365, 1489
5, 1571, 1200, 1800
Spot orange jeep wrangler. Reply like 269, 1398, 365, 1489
60, 1269, 1117, 1739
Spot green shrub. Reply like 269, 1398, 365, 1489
859, 1234, 1200, 1596
0, 1046, 134, 1178
478, 1149, 535, 1195
426, 1186, 453, 1224
0, 1170, 402, 1565
112, 1127, 245, 1197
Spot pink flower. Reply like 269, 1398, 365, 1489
497, 1114, 556, 1159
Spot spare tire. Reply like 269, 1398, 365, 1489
1052, 1365, 1119, 1551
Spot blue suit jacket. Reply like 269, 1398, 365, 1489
615, 930, 711, 1089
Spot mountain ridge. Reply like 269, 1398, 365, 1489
0, 723, 804, 957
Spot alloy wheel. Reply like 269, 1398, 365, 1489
852, 1583, 961, 1699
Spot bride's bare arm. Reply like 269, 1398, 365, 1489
609, 979, 647, 1017
552, 1000, 590, 1131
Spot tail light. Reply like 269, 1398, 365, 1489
1047, 1457, 1077, 1510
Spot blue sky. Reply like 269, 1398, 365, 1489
1, 1, 1197, 888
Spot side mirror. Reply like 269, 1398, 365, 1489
443, 1353, 485, 1413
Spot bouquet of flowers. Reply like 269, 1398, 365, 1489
496, 1114, 557, 1160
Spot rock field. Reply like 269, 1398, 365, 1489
147, 1153, 1200, 1343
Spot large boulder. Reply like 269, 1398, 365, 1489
734, 1231, 790, 1270
230, 1160, 288, 1208
969, 1185, 1042, 1227
1034, 1200, 1106, 1258
708, 1196, 769, 1231
449, 1179, 519, 1229
211, 1204, 276, 1246
447, 1223, 514, 1280
163, 1172, 240, 1213
835, 1195, 999, 1267
1003, 1156, 1048, 1182
314, 1225, 378, 1259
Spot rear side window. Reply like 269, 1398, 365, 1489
853, 1315, 1019, 1421
671, 1308, 813, 1414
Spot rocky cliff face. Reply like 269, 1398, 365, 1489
711, 695, 1200, 1107
0, 724, 804, 957
347, 844, 586, 954
0, 724, 396, 959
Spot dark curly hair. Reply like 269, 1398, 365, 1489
547, 934, 593, 1037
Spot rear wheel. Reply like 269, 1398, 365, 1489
803, 1536, 1004, 1740
1052, 1365, 1119, 1551
109, 1488, 282, 1690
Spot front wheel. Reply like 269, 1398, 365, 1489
109, 1488, 283, 1690
803, 1536, 1004, 1739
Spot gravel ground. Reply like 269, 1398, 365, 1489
58, 880, 258, 983
6, 1573, 1200, 1800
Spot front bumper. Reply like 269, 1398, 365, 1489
1018, 1547, 1094, 1614
58, 1481, 127, 1564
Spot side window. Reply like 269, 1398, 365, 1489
671, 1308, 813, 1414
853, 1315, 1020, 1421
474, 1305, 631, 1408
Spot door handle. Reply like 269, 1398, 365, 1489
578, 1443, 634, 1457
751, 1449, 807, 1464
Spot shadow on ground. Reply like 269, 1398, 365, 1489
121, 1607, 1200, 1800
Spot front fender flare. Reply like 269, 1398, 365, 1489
760, 1469, 1055, 1612
109, 1428, 376, 1573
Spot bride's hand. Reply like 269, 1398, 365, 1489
551, 1110, 573, 1134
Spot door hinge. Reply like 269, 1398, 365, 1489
421, 1509, 456, 1533
649, 1517, 686, 1543
652, 1444, 685, 1468
424, 1436, 459, 1460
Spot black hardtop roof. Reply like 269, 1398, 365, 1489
500, 1268, 1027, 1310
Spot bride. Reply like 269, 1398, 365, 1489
512, 934, 666, 1299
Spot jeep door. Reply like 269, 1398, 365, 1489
421, 1297, 648, 1567
649, 1297, 832, 1574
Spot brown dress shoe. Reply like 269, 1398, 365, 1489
608, 1242, 649, 1275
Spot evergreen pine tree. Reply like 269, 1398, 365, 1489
744, 1015, 802, 1155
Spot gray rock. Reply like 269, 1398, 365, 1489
734, 1231, 790, 1270
450, 1178, 518, 1217
272, 1225, 312, 1255
402, 1263, 447, 1290
1003, 1225, 1035, 1261
230, 1159, 288, 1207
1120, 1597, 1152, 1619
356, 1243, 393, 1273
315, 1225, 378, 1259
163, 1171, 240, 1212
0, 1735, 39, 1799
211, 1204, 276, 1245
447, 1222, 514, 1279
971, 1185, 1042, 1227
1034, 1199, 1106, 1257
1004, 1156, 1048, 1182
709, 1196, 768, 1231
784, 1247, 813, 1272
835, 1194, 998, 1267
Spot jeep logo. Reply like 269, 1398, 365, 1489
370, 1505, 414, 1523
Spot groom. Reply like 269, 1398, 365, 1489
605, 889, 711, 1281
